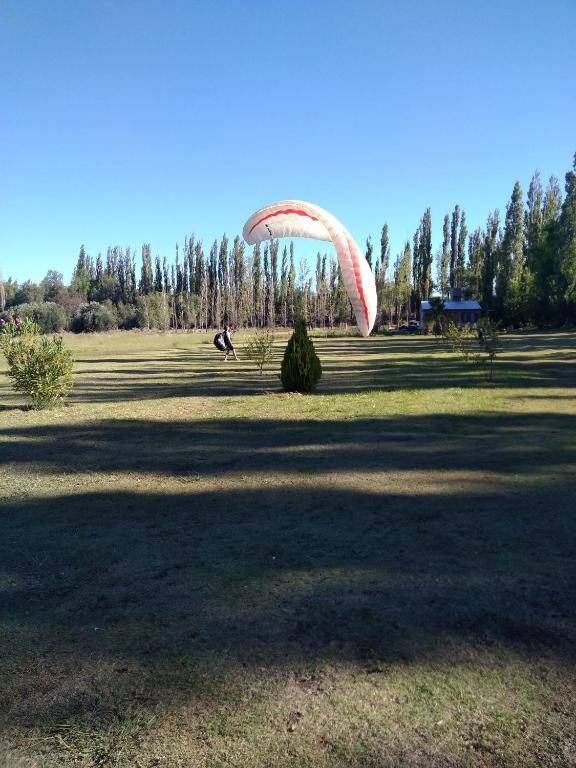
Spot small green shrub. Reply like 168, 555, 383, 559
245, 328, 274, 375
281, 318, 322, 393
71, 302, 117, 332
0, 318, 73, 409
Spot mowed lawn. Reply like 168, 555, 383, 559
0, 330, 575, 768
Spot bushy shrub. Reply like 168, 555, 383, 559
116, 301, 139, 330
71, 302, 117, 333
245, 328, 274, 375
281, 318, 322, 392
0, 318, 73, 409
7, 302, 68, 333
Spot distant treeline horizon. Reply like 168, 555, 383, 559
1, 152, 575, 332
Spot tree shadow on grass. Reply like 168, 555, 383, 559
1, 407, 575, 751
1, 476, 575, 733
1, 411, 575, 478
1, 333, 575, 762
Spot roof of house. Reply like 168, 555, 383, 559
421, 300, 481, 311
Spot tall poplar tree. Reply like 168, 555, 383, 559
497, 182, 524, 321
270, 239, 279, 320
263, 244, 275, 326
279, 245, 289, 326
218, 235, 229, 322
558, 153, 576, 317
334, 264, 350, 324
162, 257, 170, 294
532, 176, 563, 322
252, 244, 263, 327
287, 242, 296, 326
466, 228, 484, 298
154, 255, 163, 292
437, 214, 450, 298
450, 205, 460, 289
396, 241, 412, 324
525, 172, 544, 256
412, 228, 421, 304
229, 235, 245, 326
376, 223, 391, 323
72, 244, 91, 298
457, 210, 467, 288
380, 224, 390, 278
524, 171, 544, 319
481, 210, 500, 312
420, 208, 432, 300
139, 244, 153, 295
365, 236, 374, 270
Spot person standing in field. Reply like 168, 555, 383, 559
223, 325, 238, 361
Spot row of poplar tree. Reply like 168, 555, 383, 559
2, 153, 575, 330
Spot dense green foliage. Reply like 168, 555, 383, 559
281, 319, 322, 392
71, 302, 118, 332
0, 318, 73, 408
5, 301, 67, 333
2, 152, 576, 331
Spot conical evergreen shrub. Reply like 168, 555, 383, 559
281, 318, 322, 392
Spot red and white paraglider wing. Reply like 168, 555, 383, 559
243, 201, 331, 244
242, 200, 377, 337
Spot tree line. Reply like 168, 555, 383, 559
1, 152, 575, 332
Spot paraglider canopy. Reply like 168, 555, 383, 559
243, 200, 377, 336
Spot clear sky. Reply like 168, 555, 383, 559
1, 0, 575, 283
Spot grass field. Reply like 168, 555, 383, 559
1, 330, 575, 767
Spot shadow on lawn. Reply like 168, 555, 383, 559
1, 482, 575, 730
2, 411, 576, 477
1, 409, 575, 731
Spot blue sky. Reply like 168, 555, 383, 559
1, 0, 575, 283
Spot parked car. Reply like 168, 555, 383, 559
398, 320, 421, 334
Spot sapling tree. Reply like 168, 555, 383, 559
443, 318, 501, 380
478, 317, 501, 381
443, 321, 481, 364
245, 328, 275, 376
